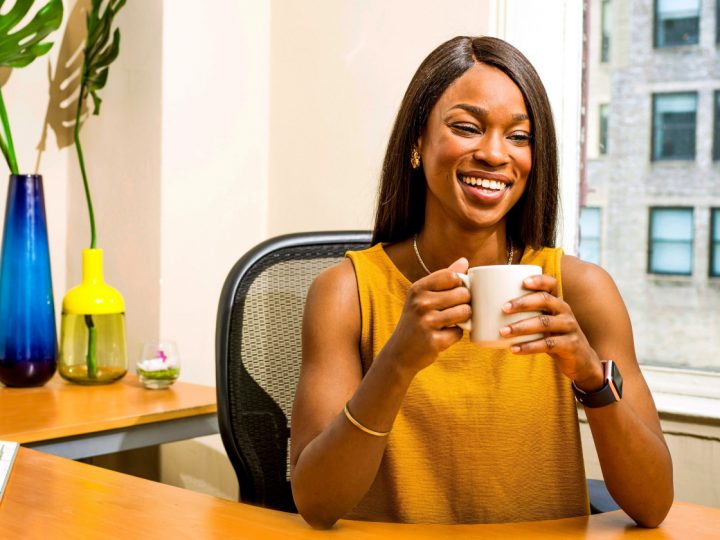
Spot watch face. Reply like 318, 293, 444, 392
610, 360, 623, 399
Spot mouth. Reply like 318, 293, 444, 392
458, 174, 510, 195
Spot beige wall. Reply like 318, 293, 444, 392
267, 0, 495, 236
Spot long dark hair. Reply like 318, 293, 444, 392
372, 36, 558, 249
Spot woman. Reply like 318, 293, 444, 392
290, 36, 673, 528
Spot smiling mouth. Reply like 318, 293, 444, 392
458, 174, 509, 193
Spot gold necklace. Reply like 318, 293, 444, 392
412, 234, 513, 275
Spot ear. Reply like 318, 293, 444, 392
415, 135, 423, 154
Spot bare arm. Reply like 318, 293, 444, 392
501, 255, 673, 527
290, 257, 470, 529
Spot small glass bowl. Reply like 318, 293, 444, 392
136, 340, 180, 389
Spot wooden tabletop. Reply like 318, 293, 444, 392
1, 448, 717, 539
0, 373, 217, 444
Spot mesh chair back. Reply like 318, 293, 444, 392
216, 231, 371, 511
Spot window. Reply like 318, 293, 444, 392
579, 207, 602, 265
601, 0, 612, 62
648, 208, 694, 275
586, 0, 719, 389
599, 104, 609, 155
714, 92, 720, 160
654, 0, 701, 47
652, 92, 697, 161
711, 209, 720, 277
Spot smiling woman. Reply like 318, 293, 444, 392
289, 36, 673, 529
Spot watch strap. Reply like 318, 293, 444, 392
572, 360, 622, 408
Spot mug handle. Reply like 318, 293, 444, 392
455, 272, 471, 331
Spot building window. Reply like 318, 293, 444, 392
711, 209, 720, 277
714, 92, 720, 160
599, 103, 609, 155
601, 0, 611, 62
579, 207, 602, 265
652, 92, 697, 161
648, 208, 694, 275
654, 0, 700, 47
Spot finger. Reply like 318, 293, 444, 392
418, 267, 466, 291
510, 334, 571, 355
447, 257, 469, 274
429, 303, 472, 328
500, 313, 575, 338
431, 326, 465, 350
429, 286, 471, 311
503, 290, 566, 315
520, 274, 558, 295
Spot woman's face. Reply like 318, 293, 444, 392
418, 62, 532, 233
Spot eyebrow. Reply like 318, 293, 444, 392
450, 104, 529, 122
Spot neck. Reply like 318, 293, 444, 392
415, 226, 513, 272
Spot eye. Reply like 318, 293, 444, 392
450, 123, 482, 136
508, 132, 533, 145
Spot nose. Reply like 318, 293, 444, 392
472, 131, 508, 166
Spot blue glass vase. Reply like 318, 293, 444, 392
0, 174, 57, 387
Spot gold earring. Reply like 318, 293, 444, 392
410, 147, 421, 169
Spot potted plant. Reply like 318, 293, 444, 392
59, 0, 128, 384
0, 0, 63, 387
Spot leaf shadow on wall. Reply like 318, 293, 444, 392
34, 0, 90, 173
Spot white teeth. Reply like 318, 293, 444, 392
460, 175, 506, 191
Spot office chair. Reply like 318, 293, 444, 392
215, 231, 619, 515
216, 231, 372, 512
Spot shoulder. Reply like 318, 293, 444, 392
560, 254, 629, 333
561, 254, 618, 300
307, 258, 358, 308
304, 258, 360, 332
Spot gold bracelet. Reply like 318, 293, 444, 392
343, 402, 391, 437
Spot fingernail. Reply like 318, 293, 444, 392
502, 302, 512, 312
499, 326, 511, 336
511, 345, 521, 354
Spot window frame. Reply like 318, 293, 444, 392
599, 103, 609, 155
654, 0, 701, 48
711, 208, 720, 277
579, 206, 602, 264
601, 0, 611, 62
714, 91, 720, 161
651, 92, 698, 162
647, 206, 695, 276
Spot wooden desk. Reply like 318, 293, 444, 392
0, 374, 218, 459
1, 448, 717, 539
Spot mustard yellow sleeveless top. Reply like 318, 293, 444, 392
345, 244, 588, 524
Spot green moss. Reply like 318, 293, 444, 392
137, 367, 179, 380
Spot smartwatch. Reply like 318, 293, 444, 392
572, 360, 623, 408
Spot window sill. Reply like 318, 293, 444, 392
642, 366, 720, 424
578, 366, 720, 438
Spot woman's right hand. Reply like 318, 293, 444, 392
382, 257, 471, 374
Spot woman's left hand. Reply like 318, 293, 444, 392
498, 273, 604, 390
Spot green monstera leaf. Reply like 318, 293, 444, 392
0, 0, 63, 68
0, 0, 63, 174
80, 0, 126, 116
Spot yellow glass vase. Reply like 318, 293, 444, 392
59, 249, 127, 384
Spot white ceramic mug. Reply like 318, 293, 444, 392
456, 264, 543, 348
